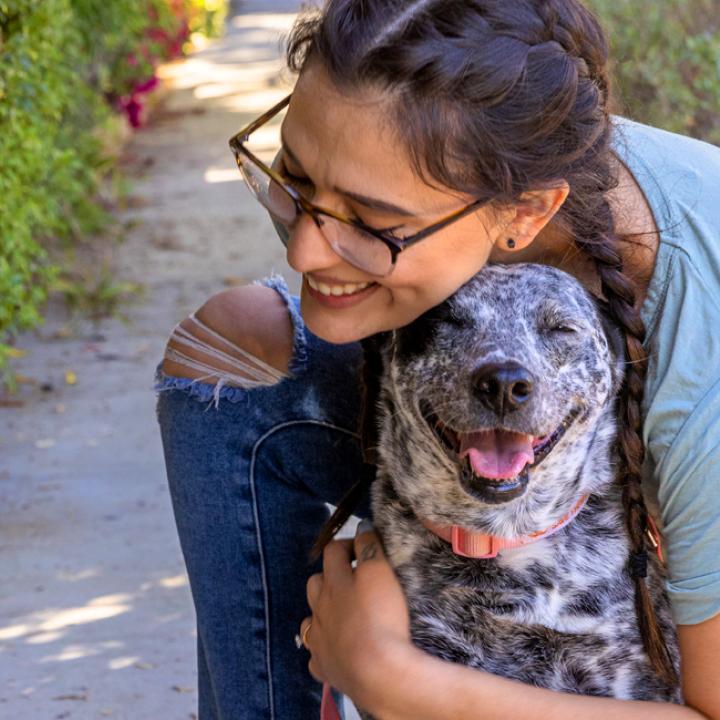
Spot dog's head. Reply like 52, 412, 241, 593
379, 264, 626, 537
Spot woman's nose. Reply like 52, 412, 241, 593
285, 210, 341, 273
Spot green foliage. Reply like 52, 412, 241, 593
0, 0, 89, 383
0, 0, 226, 388
588, 0, 720, 144
71, 0, 179, 99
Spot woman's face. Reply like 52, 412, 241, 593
280, 64, 511, 344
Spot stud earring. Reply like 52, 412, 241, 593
507, 238, 516, 249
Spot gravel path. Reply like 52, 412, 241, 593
0, 3, 347, 718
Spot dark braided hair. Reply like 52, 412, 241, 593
291, 0, 676, 684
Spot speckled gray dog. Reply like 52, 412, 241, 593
359, 264, 680, 717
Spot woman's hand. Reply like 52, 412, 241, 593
300, 522, 415, 710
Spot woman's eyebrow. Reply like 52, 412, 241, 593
335, 188, 416, 217
281, 137, 417, 218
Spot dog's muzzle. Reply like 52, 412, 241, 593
420, 399, 582, 504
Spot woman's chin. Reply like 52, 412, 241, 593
300, 304, 372, 345
303, 314, 372, 345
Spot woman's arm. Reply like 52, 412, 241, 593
368, 617, 720, 720
302, 529, 720, 720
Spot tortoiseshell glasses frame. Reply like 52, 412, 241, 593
228, 94, 489, 277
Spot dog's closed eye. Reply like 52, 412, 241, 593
545, 323, 579, 335
537, 305, 582, 336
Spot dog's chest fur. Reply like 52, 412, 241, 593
372, 474, 679, 702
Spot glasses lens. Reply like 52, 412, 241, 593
237, 155, 297, 226
319, 216, 394, 276
235, 154, 394, 275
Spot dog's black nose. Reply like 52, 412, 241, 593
472, 362, 534, 415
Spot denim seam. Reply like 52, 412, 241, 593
248, 419, 361, 719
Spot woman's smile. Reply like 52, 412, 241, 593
304, 273, 380, 307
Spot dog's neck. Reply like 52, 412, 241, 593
418, 493, 590, 559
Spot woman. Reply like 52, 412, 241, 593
155, 1, 720, 718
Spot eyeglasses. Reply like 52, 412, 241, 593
228, 94, 489, 277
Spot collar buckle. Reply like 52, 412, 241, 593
451, 527, 499, 558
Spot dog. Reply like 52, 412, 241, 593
351, 264, 680, 717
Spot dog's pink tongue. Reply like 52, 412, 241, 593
459, 429, 534, 480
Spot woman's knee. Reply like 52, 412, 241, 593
161, 284, 295, 388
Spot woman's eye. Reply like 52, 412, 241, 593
284, 170, 312, 189
278, 161, 314, 192
349, 214, 404, 239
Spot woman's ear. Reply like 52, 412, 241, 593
495, 182, 570, 253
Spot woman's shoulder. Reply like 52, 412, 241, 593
621, 124, 720, 626
613, 118, 720, 334
625, 118, 720, 478
612, 116, 720, 179
612, 117, 720, 239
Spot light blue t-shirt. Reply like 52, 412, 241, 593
613, 118, 720, 625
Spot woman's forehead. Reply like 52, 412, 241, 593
282, 65, 473, 216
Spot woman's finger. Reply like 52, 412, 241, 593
306, 572, 322, 609
354, 520, 384, 564
322, 538, 355, 581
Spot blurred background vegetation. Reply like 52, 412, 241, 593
0, 0, 227, 388
1, 0, 719, 388
588, 0, 720, 143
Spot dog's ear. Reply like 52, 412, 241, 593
393, 299, 459, 362
595, 299, 627, 394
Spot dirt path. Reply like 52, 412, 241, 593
0, 3, 314, 718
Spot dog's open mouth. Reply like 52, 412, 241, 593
420, 400, 581, 503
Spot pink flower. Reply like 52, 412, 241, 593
122, 97, 143, 128
134, 76, 159, 95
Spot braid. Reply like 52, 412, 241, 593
533, 2, 677, 683
566, 177, 678, 687
535, 0, 609, 99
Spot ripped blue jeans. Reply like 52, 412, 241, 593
154, 275, 373, 719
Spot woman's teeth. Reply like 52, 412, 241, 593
306, 276, 372, 297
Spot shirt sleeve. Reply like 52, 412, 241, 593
652, 374, 720, 625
